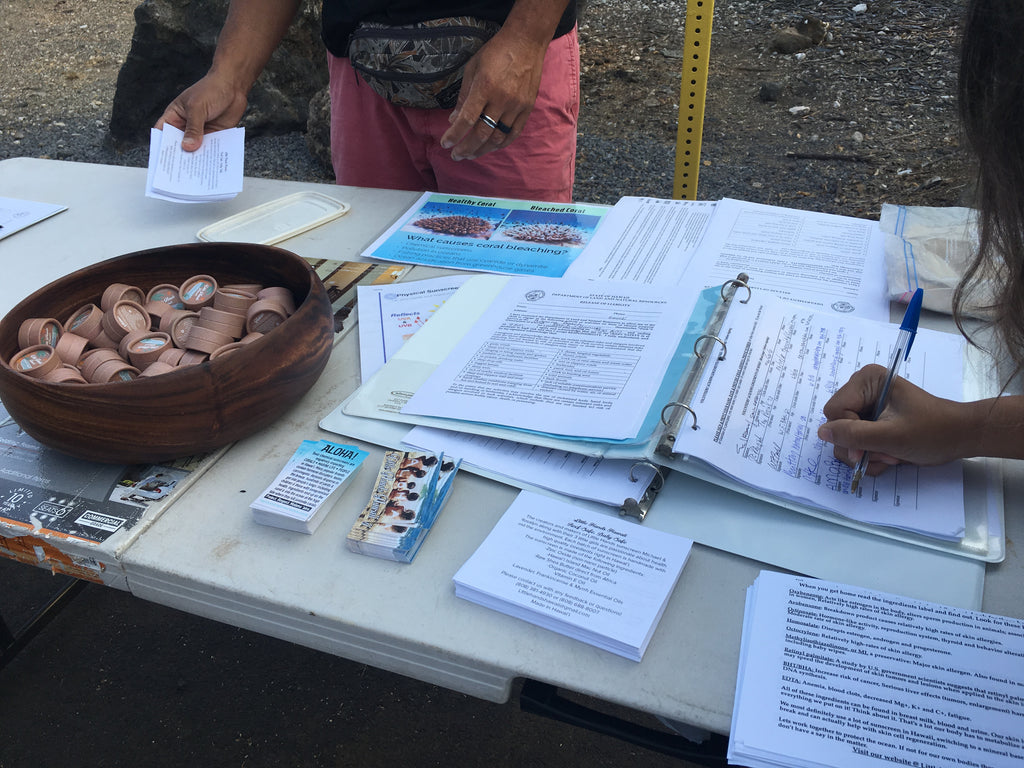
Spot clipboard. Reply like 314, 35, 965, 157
321, 273, 1005, 563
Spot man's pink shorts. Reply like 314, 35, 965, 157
327, 28, 579, 202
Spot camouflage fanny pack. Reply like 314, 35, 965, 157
347, 17, 500, 110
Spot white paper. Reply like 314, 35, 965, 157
146, 125, 244, 203
730, 571, 1024, 768
0, 196, 66, 240
682, 197, 890, 321
565, 196, 718, 284
402, 276, 687, 441
402, 426, 657, 506
674, 293, 966, 540
453, 490, 693, 660
356, 275, 471, 383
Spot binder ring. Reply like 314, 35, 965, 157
721, 276, 751, 303
694, 334, 726, 361
661, 401, 697, 431
629, 460, 665, 490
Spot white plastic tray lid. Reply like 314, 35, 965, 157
196, 191, 350, 245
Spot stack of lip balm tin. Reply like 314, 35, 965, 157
10, 274, 296, 384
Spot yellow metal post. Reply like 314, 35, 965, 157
673, 0, 715, 200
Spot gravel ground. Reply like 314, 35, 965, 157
0, 0, 970, 213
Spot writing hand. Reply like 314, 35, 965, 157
817, 363, 966, 474
155, 74, 249, 152
440, 28, 547, 161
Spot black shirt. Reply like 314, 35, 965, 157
321, 0, 577, 57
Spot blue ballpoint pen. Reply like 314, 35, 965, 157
849, 287, 924, 492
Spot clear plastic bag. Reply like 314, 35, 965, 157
880, 203, 991, 316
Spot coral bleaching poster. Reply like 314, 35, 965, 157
362, 192, 609, 277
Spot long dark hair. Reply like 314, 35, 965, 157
955, 0, 1024, 376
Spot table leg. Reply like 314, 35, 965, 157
519, 679, 729, 765
0, 577, 87, 671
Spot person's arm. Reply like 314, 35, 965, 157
440, 0, 572, 161
155, 0, 302, 151
817, 363, 1024, 475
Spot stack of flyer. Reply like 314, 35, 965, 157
453, 491, 693, 661
729, 572, 1024, 768
346, 450, 459, 563
145, 124, 245, 203
251, 440, 368, 534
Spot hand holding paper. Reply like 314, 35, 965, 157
145, 124, 244, 203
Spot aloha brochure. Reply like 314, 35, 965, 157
453, 490, 693, 661
251, 440, 368, 534
362, 192, 609, 276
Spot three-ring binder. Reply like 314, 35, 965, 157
654, 273, 749, 461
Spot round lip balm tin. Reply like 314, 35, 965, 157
156, 347, 188, 367
65, 304, 104, 341
79, 348, 124, 381
101, 283, 146, 312
209, 341, 248, 360
246, 300, 289, 334
43, 364, 88, 384
101, 300, 150, 342
177, 350, 209, 366
90, 358, 141, 383
146, 283, 185, 309
18, 317, 64, 349
256, 287, 296, 315
184, 325, 234, 354
197, 306, 246, 338
180, 274, 219, 310
139, 361, 177, 378
160, 310, 200, 349
213, 288, 258, 316
222, 283, 263, 295
54, 332, 90, 366
122, 330, 173, 368
10, 345, 60, 378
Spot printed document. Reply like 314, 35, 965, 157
362, 192, 609, 277
564, 196, 717, 284
673, 293, 965, 539
356, 274, 470, 383
730, 571, 1024, 768
402, 426, 657, 507
0, 196, 66, 241
453, 490, 693, 661
402, 276, 688, 440
680, 197, 890, 321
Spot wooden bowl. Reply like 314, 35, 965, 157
0, 243, 334, 464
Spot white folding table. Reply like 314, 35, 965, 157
2, 158, 1021, 743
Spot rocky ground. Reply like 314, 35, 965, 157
0, 0, 971, 215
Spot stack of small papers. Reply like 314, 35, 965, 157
729, 572, 1024, 768
453, 491, 693, 661
146, 124, 244, 203
251, 440, 368, 534
346, 450, 459, 563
